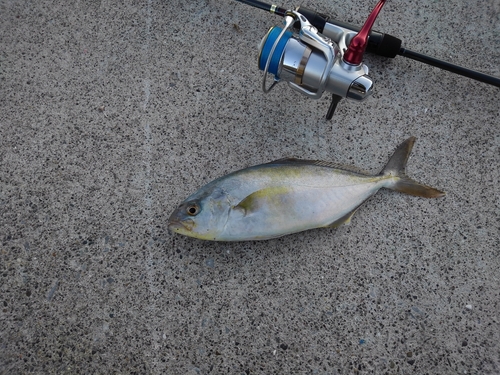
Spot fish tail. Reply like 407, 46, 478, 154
380, 137, 445, 198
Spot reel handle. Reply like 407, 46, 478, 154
295, 7, 402, 59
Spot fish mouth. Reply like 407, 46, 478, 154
167, 219, 194, 232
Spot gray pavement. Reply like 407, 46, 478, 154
1, 0, 499, 373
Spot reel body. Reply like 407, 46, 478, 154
258, 15, 372, 102
257, 0, 388, 118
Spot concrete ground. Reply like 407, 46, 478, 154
1, 0, 499, 373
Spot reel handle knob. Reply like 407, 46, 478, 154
343, 0, 387, 65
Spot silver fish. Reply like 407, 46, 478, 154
168, 137, 444, 241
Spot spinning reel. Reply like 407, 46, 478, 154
238, 0, 500, 119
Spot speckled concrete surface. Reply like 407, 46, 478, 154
1, 0, 499, 374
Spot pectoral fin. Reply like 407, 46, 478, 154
234, 186, 290, 216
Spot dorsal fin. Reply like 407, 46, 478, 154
265, 158, 371, 176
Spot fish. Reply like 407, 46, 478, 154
168, 137, 444, 241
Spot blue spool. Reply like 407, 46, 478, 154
259, 27, 293, 77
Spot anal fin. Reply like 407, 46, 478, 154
325, 205, 362, 228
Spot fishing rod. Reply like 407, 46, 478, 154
236, 0, 500, 119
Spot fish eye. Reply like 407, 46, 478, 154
186, 204, 199, 216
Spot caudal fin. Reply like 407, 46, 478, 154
381, 137, 445, 198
